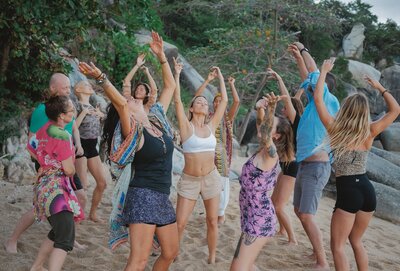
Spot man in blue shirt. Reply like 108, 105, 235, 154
289, 42, 340, 270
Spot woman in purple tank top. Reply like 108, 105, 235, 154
230, 93, 282, 271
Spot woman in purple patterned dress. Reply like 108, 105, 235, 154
230, 93, 284, 271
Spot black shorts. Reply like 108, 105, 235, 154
279, 161, 298, 178
34, 161, 82, 191
334, 174, 376, 214
47, 211, 75, 252
76, 138, 99, 159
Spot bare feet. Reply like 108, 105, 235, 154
74, 240, 88, 251
207, 256, 216, 264
4, 239, 18, 254
89, 213, 105, 223
217, 215, 225, 225
313, 263, 330, 270
30, 265, 48, 271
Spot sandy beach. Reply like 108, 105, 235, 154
1, 156, 399, 271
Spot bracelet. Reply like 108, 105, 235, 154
160, 59, 168, 65
381, 89, 389, 96
95, 72, 104, 80
300, 47, 309, 54
95, 73, 107, 85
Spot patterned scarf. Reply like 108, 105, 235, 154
211, 112, 233, 177
108, 102, 173, 250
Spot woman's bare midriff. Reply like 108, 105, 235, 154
303, 151, 329, 162
183, 152, 216, 176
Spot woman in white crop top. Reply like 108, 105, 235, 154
173, 58, 228, 264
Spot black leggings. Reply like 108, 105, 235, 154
334, 174, 376, 214
47, 211, 75, 252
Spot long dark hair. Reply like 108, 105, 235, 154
132, 82, 151, 105
101, 103, 120, 159
274, 116, 295, 163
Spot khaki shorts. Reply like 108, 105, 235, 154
177, 168, 222, 200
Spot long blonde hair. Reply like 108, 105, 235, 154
327, 93, 370, 159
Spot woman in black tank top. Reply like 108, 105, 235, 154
79, 31, 179, 270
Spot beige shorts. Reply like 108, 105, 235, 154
177, 168, 222, 200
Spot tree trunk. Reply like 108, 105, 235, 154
237, 69, 270, 144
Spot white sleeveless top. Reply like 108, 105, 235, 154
182, 123, 217, 153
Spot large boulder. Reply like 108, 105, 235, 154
366, 152, 400, 190
370, 146, 400, 167
380, 122, 400, 152
178, 53, 217, 102
372, 180, 400, 224
342, 23, 366, 59
347, 60, 381, 88
380, 65, 400, 90
347, 60, 383, 115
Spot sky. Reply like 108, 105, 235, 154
338, 0, 400, 24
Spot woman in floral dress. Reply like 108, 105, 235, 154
28, 96, 84, 271
230, 93, 286, 271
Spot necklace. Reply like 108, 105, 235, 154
143, 122, 167, 155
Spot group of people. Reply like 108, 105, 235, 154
4, 31, 400, 271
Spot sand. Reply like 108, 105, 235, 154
1, 156, 400, 271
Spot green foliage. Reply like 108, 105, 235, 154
331, 57, 352, 101
0, 0, 163, 146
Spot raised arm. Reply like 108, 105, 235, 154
75, 107, 90, 128
209, 67, 228, 130
150, 31, 176, 112
367, 76, 400, 137
292, 42, 318, 74
255, 98, 267, 140
259, 93, 279, 157
141, 66, 158, 110
314, 58, 336, 129
78, 62, 131, 138
227, 76, 240, 121
123, 53, 145, 98
173, 57, 190, 137
267, 68, 296, 124
194, 69, 217, 96
288, 44, 308, 81
294, 87, 304, 100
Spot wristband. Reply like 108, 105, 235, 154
381, 90, 388, 97
300, 47, 309, 54
160, 59, 168, 65
95, 73, 107, 85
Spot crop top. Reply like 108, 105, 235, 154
182, 122, 217, 153
332, 150, 368, 177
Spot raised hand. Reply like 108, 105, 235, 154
364, 75, 384, 91
266, 68, 280, 81
140, 65, 149, 73
292, 42, 305, 50
288, 44, 301, 59
136, 53, 146, 67
211, 66, 223, 79
228, 76, 235, 85
149, 31, 164, 58
79, 62, 102, 79
264, 92, 286, 107
173, 57, 183, 75
256, 97, 268, 110
321, 57, 335, 74
207, 69, 218, 82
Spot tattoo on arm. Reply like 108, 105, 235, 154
260, 102, 277, 153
